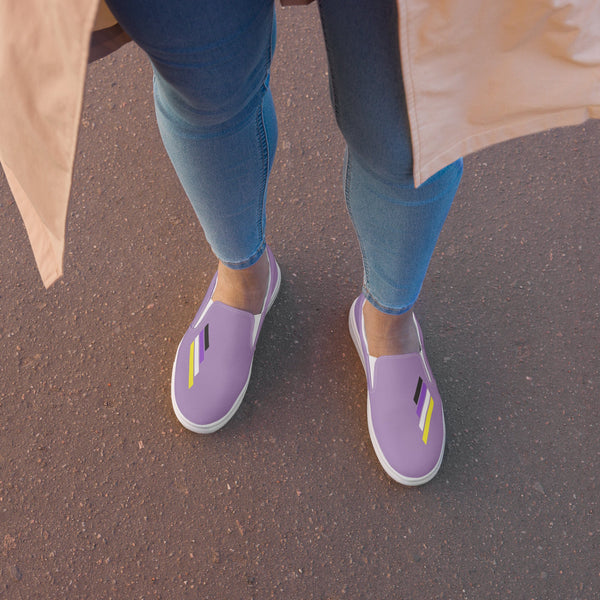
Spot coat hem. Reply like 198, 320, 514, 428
417, 107, 600, 185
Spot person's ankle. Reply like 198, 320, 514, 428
362, 300, 421, 357
212, 252, 269, 315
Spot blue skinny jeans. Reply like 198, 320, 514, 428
105, 0, 463, 314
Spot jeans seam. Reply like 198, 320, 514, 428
251, 11, 276, 258
254, 101, 267, 255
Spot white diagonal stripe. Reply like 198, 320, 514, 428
419, 391, 431, 431
194, 334, 200, 375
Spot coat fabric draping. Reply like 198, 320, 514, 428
1, 0, 599, 287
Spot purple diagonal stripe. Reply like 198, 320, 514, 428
197, 337, 204, 367
416, 382, 428, 418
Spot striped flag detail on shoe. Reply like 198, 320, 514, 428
413, 376, 434, 445
188, 324, 209, 388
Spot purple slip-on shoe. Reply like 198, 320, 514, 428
349, 294, 446, 486
171, 246, 281, 433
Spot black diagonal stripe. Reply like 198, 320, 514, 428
204, 323, 210, 350
412, 377, 423, 405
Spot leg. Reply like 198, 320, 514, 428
318, 0, 462, 485
318, 0, 462, 355
105, 0, 281, 431
105, 0, 276, 313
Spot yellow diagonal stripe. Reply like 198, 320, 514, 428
422, 397, 434, 444
188, 339, 195, 389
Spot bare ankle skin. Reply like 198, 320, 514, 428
211, 251, 270, 315
362, 299, 421, 357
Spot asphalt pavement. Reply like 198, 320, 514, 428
0, 4, 598, 599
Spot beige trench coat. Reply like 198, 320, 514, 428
1, 0, 599, 287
